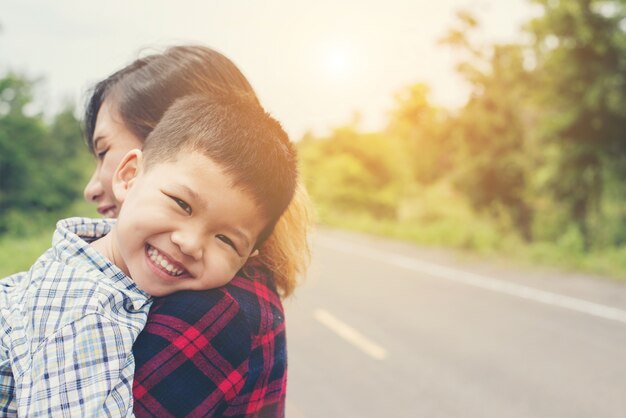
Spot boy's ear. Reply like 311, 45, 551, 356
112, 149, 144, 204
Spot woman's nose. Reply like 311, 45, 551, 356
84, 171, 103, 202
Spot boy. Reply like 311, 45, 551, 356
0, 94, 297, 416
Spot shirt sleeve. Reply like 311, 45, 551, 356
14, 313, 136, 417
0, 365, 16, 416
0, 272, 23, 415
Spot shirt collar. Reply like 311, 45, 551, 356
52, 217, 151, 308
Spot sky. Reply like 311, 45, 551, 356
0, 0, 535, 139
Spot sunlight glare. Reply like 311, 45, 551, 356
322, 45, 352, 79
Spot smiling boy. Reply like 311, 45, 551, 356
0, 94, 297, 416
92, 139, 269, 296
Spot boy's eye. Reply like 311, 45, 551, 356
172, 197, 192, 214
217, 234, 239, 254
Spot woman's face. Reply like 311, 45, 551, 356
83, 99, 144, 218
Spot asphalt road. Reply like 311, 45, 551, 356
284, 228, 626, 418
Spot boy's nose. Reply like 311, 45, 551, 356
84, 172, 103, 202
171, 230, 204, 261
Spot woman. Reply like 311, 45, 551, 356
83, 45, 311, 417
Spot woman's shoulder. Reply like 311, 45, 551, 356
148, 258, 284, 335
134, 259, 287, 417
225, 257, 285, 335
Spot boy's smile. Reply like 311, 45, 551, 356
146, 244, 188, 278
91, 149, 267, 297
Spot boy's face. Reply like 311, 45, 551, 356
110, 149, 267, 297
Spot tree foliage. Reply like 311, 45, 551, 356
442, 13, 536, 240
527, 0, 626, 248
299, 0, 626, 258
299, 125, 409, 219
387, 84, 452, 185
0, 73, 89, 234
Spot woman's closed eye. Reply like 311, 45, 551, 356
96, 149, 109, 160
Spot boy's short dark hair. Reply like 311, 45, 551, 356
142, 94, 297, 246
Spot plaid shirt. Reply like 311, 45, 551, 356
132, 257, 287, 417
0, 217, 152, 417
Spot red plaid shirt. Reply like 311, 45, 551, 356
132, 258, 286, 417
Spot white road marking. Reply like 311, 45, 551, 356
314, 308, 388, 360
319, 237, 626, 325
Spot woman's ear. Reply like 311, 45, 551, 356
112, 149, 144, 204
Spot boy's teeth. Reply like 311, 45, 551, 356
148, 245, 184, 276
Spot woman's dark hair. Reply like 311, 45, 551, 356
84, 54, 156, 153
84, 45, 258, 153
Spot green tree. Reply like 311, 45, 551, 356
387, 83, 452, 184
0, 74, 88, 234
298, 125, 409, 219
442, 12, 535, 240
0, 74, 47, 216
527, 0, 626, 249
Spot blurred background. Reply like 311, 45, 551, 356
1, 1, 626, 417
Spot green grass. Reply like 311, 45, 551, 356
0, 199, 98, 277
0, 230, 53, 276
309, 179, 626, 281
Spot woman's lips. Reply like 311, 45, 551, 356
97, 205, 116, 217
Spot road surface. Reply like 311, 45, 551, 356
284, 228, 626, 418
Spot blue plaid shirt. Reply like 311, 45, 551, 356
0, 217, 152, 417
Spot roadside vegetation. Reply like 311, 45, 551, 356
298, 1, 626, 280
2, 0, 625, 280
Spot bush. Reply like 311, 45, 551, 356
299, 128, 409, 219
